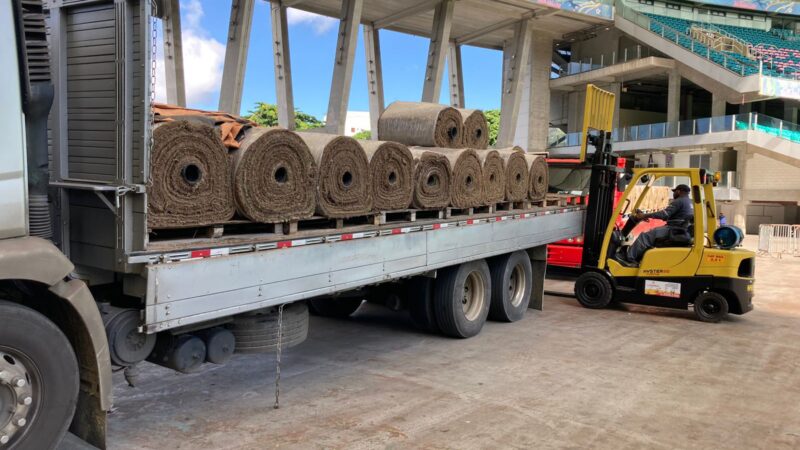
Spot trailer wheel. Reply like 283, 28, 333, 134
693, 292, 729, 323
434, 260, 492, 338
574, 272, 613, 309
407, 277, 439, 333
488, 251, 533, 322
308, 297, 363, 318
0, 300, 79, 449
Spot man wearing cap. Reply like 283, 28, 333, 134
626, 184, 694, 263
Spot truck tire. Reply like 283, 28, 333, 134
693, 291, 729, 323
488, 251, 533, 322
308, 297, 363, 318
0, 300, 79, 449
434, 260, 492, 338
574, 272, 613, 309
407, 277, 439, 333
230, 302, 309, 353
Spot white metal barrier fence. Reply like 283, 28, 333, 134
758, 224, 800, 257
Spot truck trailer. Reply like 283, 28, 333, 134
0, 1, 584, 448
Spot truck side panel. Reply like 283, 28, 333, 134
143, 210, 584, 333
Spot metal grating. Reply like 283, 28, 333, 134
65, 3, 117, 181
20, 0, 52, 82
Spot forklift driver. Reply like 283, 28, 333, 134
626, 184, 694, 263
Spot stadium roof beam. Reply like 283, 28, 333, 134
447, 42, 465, 107
421, 0, 455, 103
373, 0, 442, 30
287, 1, 610, 50
162, 0, 186, 106
282, 0, 308, 7
452, 8, 560, 45
325, 0, 364, 135
363, 23, 384, 140
497, 18, 532, 147
271, 1, 295, 129
454, 14, 530, 46
219, 0, 255, 114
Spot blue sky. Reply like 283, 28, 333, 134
156, 0, 503, 119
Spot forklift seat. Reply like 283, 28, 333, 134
654, 225, 694, 248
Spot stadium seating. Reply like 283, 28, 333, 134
645, 14, 800, 78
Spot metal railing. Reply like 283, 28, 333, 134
758, 224, 800, 257
556, 45, 650, 76
550, 113, 800, 149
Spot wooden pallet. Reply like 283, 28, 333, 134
149, 213, 382, 241
546, 193, 583, 206
148, 197, 582, 242
445, 206, 474, 218
377, 208, 445, 224
527, 196, 562, 208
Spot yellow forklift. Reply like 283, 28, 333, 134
572, 85, 755, 322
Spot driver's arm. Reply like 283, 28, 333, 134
642, 201, 678, 221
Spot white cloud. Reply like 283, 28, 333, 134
287, 8, 337, 35
182, 0, 203, 29
155, 0, 225, 107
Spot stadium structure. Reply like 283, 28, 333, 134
525, 0, 800, 233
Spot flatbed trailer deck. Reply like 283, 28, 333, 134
130, 205, 585, 333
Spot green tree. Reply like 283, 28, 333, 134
246, 102, 324, 130
484, 109, 500, 146
352, 130, 371, 140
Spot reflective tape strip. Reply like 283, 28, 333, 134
190, 249, 211, 258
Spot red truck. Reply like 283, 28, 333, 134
546, 156, 663, 268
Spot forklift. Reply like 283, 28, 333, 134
573, 85, 755, 322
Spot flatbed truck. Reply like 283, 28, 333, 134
0, 1, 583, 448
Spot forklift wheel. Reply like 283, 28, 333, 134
574, 272, 613, 309
693, 292, 729, 323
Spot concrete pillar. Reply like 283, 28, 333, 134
667, 69, 680, 123
685, 93, 693, 119
219, 0, 255, 114
527, 32, 553, 151
271, 1, 295, 129
497, 19, 532, 147
732, 148, 750, 229
447, 42, 465, 108
363, 23, 384, 139
784, 101, 798, 123
325, 0, 364, 135
711, 92, 727, 117
608, 83, 621, 130
421, 0, 455, 103
739, 102, 752, 114
567, 90, 585, 133
162, 0, 186, 106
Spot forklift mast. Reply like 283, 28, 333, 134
576, 85, 620, 269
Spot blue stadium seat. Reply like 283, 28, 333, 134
644, 14, 799, 78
